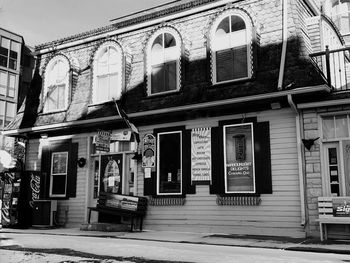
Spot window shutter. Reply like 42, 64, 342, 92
143, 171, 156, 196
216, 48, 234, 82
183, 130, 195, 195
210, 126, 225, 194
40, 145, 51, 199
67, 143, 78, 198
254, 121, 272, 194
233, 46, 248, 79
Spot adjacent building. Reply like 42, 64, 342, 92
4, 0, 350, 238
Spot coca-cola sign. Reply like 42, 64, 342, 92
29, 172, 40, 208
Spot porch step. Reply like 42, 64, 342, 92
80, 222, 129, 232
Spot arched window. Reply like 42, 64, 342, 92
211, 11, 253, 83
92, 42, 123, 104
43, 55, 70, 113
146, 28, 181, 95
324, 0, 350, 35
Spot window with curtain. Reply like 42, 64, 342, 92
93, 43, 123, 104
147, 29, 181, 95
44, 56, 69, 113
211, 12, 252, 83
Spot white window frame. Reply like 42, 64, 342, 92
210, 10, 253, 84
92, 41, 124, 105
43, 55, 70, 113
156, 130, 183, 196
223, 123, 256, 194
146, 27, 182, 96
49, 151, 68, 198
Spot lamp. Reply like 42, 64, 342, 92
77, 157, 86, 168
302, 137, 319, 150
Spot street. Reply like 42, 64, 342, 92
1, 231, 350, 263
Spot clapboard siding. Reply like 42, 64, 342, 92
143, 109, 304, 237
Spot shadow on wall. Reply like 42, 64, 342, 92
19, 36, 326, 128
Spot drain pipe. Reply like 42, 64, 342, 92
288, 94, 307, 228
278, 0, 288, 90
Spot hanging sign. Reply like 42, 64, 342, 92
191, 127, 211, 182
93, 130, 111, 152
142, 134, 156, 168
111, 131, 132, 142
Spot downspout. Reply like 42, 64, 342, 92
278, 0, 288, 90
288, 94, 307, 228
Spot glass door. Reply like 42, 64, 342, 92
324, 143, 341, 196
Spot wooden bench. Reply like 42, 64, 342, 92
316, 197, 350, 241
88, 193, 147, 232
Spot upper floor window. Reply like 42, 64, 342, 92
43, 55, 70, 113
324, 0, 350, 35
0, 37, 20, 70
146, 28, 181, 95
92, 42, 123, 104
210, 11, 253, 84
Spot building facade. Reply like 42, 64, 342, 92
5, 0, 347, 238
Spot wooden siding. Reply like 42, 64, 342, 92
141, 109, 304, 237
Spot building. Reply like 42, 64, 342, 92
4, 0, 349, 238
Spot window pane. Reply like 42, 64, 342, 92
97, 75, 108, 101
335, 115, 348, 138
323, 117, 335, 139
0, 71, 7, 96
164, 33, 176, 48
0, 55, 7, 67
52, 152, 68, 174
216, 49, 234, 82
0, 47, 7, 57
216, 17, 230, 36
158, 132, 182, 194
224, 124, 255, 193
9, 59, 17, 70
108, 73, 119, 98
151, 64, 165, 94
5, 102, 15, 118
10, 41, 20, 53
8, 74, 15, 97
152, 34, 163, 50
9, 50, 17, 59
1, 38, 10, 49
51, 175, 67, 195
231, 15, 246, 32
166, 61, 176, 91
233, 46, 248, 79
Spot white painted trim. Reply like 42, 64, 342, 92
298, 98, 350, 109
36, 0, 241, 55
2, 85, 330, 136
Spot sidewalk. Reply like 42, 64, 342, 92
1, 226, 350, 255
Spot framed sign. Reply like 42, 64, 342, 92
191, 128, 211, 183
93, 130, 111, 152
333, 198, 350, 217
224, 123, 255, 193
142, 134, 156, 168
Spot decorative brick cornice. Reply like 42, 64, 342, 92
35, 0, 220, 51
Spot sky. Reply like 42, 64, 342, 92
0, 0, 174, 47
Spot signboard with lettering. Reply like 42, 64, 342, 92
333, 198, 350, 217
111, 131, 132, 142
93, 131, 111, 152
142, 134, 156, 168
191, 128, 211, 182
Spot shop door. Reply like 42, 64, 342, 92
122, 154, 137, 196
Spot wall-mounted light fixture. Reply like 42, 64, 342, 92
77, 157, 86, 168
302, 137, 320, 151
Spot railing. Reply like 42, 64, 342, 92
310, 46, 350, 91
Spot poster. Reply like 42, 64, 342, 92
100, 154, 123, 194
191, 128, 211, 182
333, 198, 350, 217
224, 123, 255, 193
93, 130, 111, 152
142, 134, 156, 168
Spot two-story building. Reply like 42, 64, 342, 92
4, 0, 346, 238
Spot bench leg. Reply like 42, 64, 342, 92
88, 209, 92, 224
140, 217, 143, 231
130, 217, 134, 232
